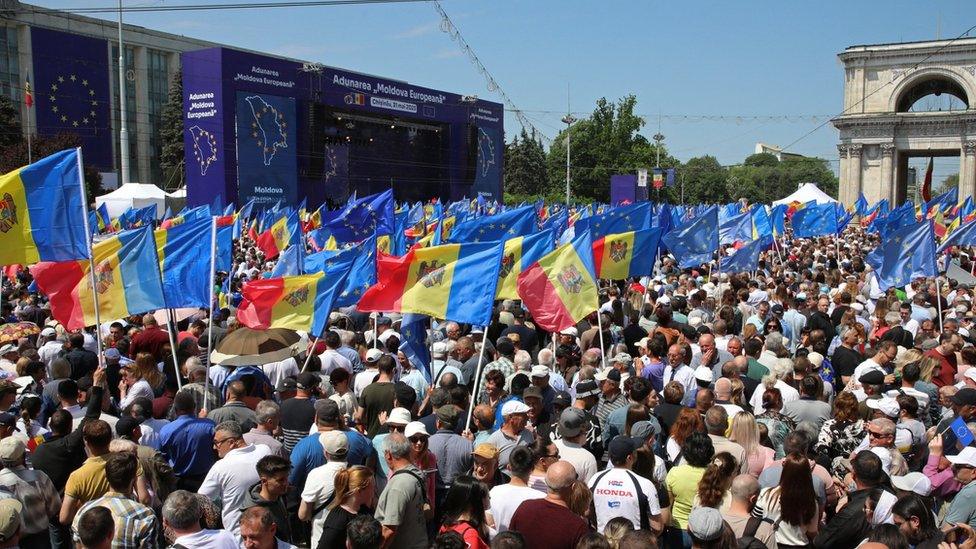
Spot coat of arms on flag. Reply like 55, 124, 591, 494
284, 284, 310, 307
0, 193, 17, 233
556, 264, 585, 294
94, 260, 114, 294
499, 252, 516, 278
609, 241, 628, 262
417, 260, 445, 288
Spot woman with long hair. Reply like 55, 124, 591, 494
728, 378, 748, 409
728, 412, 774, 477
404, 422, 437, 516
814, 391, 866, 476
317, 466, 375, 549
526, 436, 559, 492
438, 475, 490, 549
119, 353, 162, 409
567, 480, 594, 526
695, 452, 737, 510
666, 407, 704, 465
665, 431, 715, 544
16, 394, 47, 445
754, 453, 819, 546
603, 516, 635, 549
624, 404, 649, 436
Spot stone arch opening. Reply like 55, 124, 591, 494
896, 75, 969, 112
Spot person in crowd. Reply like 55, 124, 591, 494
240, 505, 297, 549
721, 474, 777, 548
280, 372, 320, 453
162, 490, 238, 548
158, 391, 216, 492
207, 380, 258, 432
359, 356, 398, 438
488, 445, 543, 534
299, 430, 349, 549
0, 437, 60, 547
75, 505, 114, 549
942, 446, 976, 529
813, 450, 890, 548
486, 400, 534, 469
375, 432, 429, 549
437, 475, 490, 549
754, 452, 819, 546
241, 455, 294, 544
588, 435, 663, 534
428, 404, 471, 504
244, 400, 286, 457
71, 451, 157, 548
703, 406, 748, 473
695, 451, 737, 512
728, 411, 774, 478
198, 420, 272, 538
665, 431, 714, 546
317, 465, 375, 549
508, 460, 590, 549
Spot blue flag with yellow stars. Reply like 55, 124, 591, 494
323, 190, 394, 243
791, 203, 838, 238
304, 235, 376, 307
447, 204, 537, 243
719, 211, 752, 245
572, 202, 650, 241
867, 221, 937, 291
399, 313, 431, 383
662, 205, 718, 268
720, 238, 763, 273
854, 193, 868, 216
939, 218, 976, 253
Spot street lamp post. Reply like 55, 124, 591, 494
117, 0, 130, 185
562, 113, 575, 206
653, 131, 664, 200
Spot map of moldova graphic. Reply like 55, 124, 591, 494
245, 95, 288, 166
188, 126, 218, 176
477, 127, 496, 177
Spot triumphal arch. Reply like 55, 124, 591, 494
833, 38, 976, 206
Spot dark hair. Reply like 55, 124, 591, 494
256, 455, 291, 478
104, 451, 139, 492
77, 506, 114, 547
681, 431, 715, 468
574, 532, 611, 549
484, 369, 505, 386
432, 531, 467, 549
774, 453, 816, 527
324, 330, 341, 348
510, 373, 530, 398
346, 514, 382, 549
82, 420, 113, 449
48, 409, 72, 436
782, 431, 811, 457
508, 445, 534, 478
853, 450, 883, 486
762, 388, 783, 411
440, 476, 490, 541
867, 523, 909, 549
329, 367, 350, 386
490, 530, 525, 549
628, 377, 651, 403
902, 362, 921, 383
69, 333, 85, 349
377, 355, 396, 374
896, 394, 918, 418
618, 530, 659, 549
892, 494, 939, 543
173, 391, 197, 414
528, 436, 555, 466
800, 375, 821, 398
57, 378, 79, 400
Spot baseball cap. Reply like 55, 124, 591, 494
948, 446, 976, 468
0, 413, 18, 431
610, 352, 632, 366
472, 443, 500, 460
575, 380, 599, 399
631, 420, 660, 445
40, 327, 56, 337
552, 391, 572, 409
0, 499, 21, 542
0, 345, 15, 356
558, 407, 588, 438
103, 347, 121, 361
694, 365, 713, 383
365, 348, 384, 363
276, 377, 297, 392
952, 388, 976, 406
404, 421, 428, 439
319, 431, 348, 457
115, 416, 142, 439
386, 407, 412, 426
687, 507, 724, 542
522, 386, 543, 401
501, 400, 530, 416
559, 327, 578, 337
0, 438, 24, 462
594, 368, 621, 383
530, 365, 550, 378
435, 405, 461, 426
296, 372, 320, 391
607, 436, 641, 464
770, 304, 785, 316
807, 352, 824, 369
314, 399, 341, 424
891, 472, 932, 496
866, 397, 900, 418
376, 316, 392, 326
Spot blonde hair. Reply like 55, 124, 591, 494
329, 466, 373, 510
918, 355, 939, 383
604, 516, 635, 548
729, 411, 760, 458
132, 352, 163, 389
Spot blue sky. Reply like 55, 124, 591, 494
38, 0, 974, 181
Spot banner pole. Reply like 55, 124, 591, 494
301, 331, 321, 373
165, 308, 183, 391
373, 315, 378, 349
936, 275, 944, 333
464, 326, 489, 433
204, 216, 217, 412
75, 147, 104, 369
596, 311, 607, 369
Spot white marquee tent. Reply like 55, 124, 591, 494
772, 183, 838, 206
96, 183, 172, 219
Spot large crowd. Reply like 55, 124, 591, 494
0, 224, 972, 549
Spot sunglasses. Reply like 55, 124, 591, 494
408, 436, 427, 444
867, 431, 890, 438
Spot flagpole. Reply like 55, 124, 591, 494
596, 311, 607, 369
165, 308, 183, 391
464, 325, 489, 433
75, 148, 105, 369
25, 92, 32, 165
204, 216, 217, 412
373, 315, 378, 349
300, 330, 323, 373
936, 275, 945, 333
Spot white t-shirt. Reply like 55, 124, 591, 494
301, 460, 347, 549
488, 484, 544, 533
198, 444, 272, 538
120, 378, 155, 410
554, 439, 598, 483
749, 379, 799, 414
172, 529, 239, 549
262, 357, 299, 389
588, 468, 660, 533
353, 368, 379, 398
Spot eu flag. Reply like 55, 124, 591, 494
447, 204, 537, 243
791, 203, 838, 238
939, 219, 976, 253
872, 222, 937, 291
304, 235, 376, 307
324, 189, 394, 242
720, 238, 763, 273
399, 313, 431, 383
719, 211, 752, 245
854, 193, 868, 216
662, 205, 718, 269
573, 202, 651, 240
951, 416, 976, 448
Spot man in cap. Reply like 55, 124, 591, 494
275, 377, 297, 401
0, 438, 60, 546
686, 507, 724, 548
470, 442, 506, 489
0, 346, 17, 379
353, 348, 384, 397
0, 499, 22, 548
500, 308, 539, 354
487, 400, 535, 469
935, 387, 976, 453
290, 399, 372, 500
522, 385, 547, 427
588, 435, 663, 534
594, 369, 626, 437
37, 327, 64, 370
298, 429, 349, 548
890, 471, 932, 498
856, 369, 888, 416
430, 341, 462, 386
942, 446, 976, 529
428, 404, 473, 500
279, 372, 319, 453
539, 391, 572, 441
529, 365, 558, 418
570, 380, 604, 461
553, 407, 597, 483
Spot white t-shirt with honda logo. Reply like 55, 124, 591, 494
587, 467, 661, 532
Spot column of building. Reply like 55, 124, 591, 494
134, 46, 150, 183
880, 143, 895, 204
963, 140, 976, 202
849, 144, 863, 204
837, 144, 850, 204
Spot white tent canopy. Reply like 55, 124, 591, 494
772, 183, 838, 206
96, 183, 172, 219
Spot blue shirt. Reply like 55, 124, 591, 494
337, 346, 363, 373
288, 429, 375, 489
158, 415, 216, 478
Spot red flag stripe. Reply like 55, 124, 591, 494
29, 261, 86, 330
516, 262, 578, 333
236, 278, 286, 329
591, 236, 606, 277
356, 250, 414, 313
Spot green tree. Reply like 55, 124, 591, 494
727, 154, 837, 203
672, 155, 730, 204
159, 67, 185, 190
546, 95, 677, 202
939, 173, 959, 193
0, 97, 103, 203
504, 128, 549, 196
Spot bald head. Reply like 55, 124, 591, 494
730, 474, 759, 501
545, 460, 578, 492
699, 334, 715, 347
733, 355, 749, 374
714, 377, 732, 400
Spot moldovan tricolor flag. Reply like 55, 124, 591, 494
236, 269, 350, 336
592, 228, 661, 280
517, 231, 598, 333
30, 226, 166, 330
358, 241, 503, 326
495, 230, 553, 300
255, 211, 299, 259
0, 149, 89, 266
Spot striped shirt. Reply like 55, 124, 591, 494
0, 465, 60, 534
72, 492, 157, 548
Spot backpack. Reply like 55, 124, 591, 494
738, 516, 774, 549
391, 468, 433, 520
590, 469, 651, 530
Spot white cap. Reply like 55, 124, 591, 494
866, 397, 900, 418
807, 352, 824, 369
948, 447, 976, 468
501, 400, 531, 416
365, 348, 383, 363
964, 369, 976, 384
431, 341, 448, 358
404, 421, 428, 439
657, 295, 671, 305
694, 365, 713, 383
559, 327, 578, 337
530, 365, 550, 378
891, 472, 932, 496
386, 407, 412, 426
40, 327, 56, 337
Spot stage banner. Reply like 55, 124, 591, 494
472, 125, 501, 201
235, 92, 298, 205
